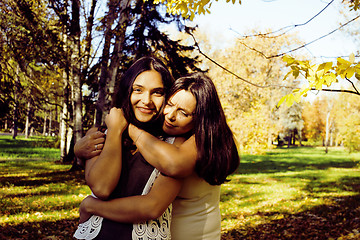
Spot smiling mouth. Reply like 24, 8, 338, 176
137, 107, 154, 114
164, 120, 175, 128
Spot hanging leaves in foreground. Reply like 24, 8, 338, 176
278, 53, 360, 107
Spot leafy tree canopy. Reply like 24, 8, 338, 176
150, 0, 241, 20
151, 0, 360, 107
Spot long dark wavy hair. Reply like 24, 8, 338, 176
112, 56, 174, 135
168, 72, 240, 185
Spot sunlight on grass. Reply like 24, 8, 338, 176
220, 147, 360, 233
1, 179, 91, 224
1, 209, 80, 224
1, 138, 359, 239
0, 135, 60, 160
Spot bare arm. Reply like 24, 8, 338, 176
85, 108, 128, 200
79, 174, 182, 223
128, 124, 197, 178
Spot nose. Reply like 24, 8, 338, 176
141, 92, 151, 105
165, 106, 176, 121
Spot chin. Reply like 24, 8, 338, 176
135, 115, 154, 123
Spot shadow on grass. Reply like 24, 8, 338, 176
236, 146, 359, 175
221, 194, 360, 240
2, 196, 359, 240
0, 218, 79, 240
0, 170, 85, 188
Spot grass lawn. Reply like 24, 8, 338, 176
0, 135, 359, 239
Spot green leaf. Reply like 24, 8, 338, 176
345, 67, 356, 78
283, 71, 292, 80
294, 91, 302, 103
324, 61, 333, 73
337, 57, 351, 69
277, 95, 287, 107
324, 73, 336, 86
285, 94, 295, 107
315, 78, 324, 90
356, 72, 360, 80
283, 55, 295, 65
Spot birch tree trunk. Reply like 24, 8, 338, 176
60, 79, 70, 162
325, 111, 330, 154
49, 110, 52, 136
43, 111, 47, 136
59, 24, 70, 162
25, 101, 31, 139
12, 65, 20, 139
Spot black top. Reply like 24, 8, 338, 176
95, 148, 155, 240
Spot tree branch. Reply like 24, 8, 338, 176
345, 76, 360, 94
312, 88, 360, 95
236, 14, 360, 59
187, 31, 293, 89
232, 0, 335, 39
188, 31, 360, 97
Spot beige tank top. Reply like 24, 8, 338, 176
171, 172, 221, 240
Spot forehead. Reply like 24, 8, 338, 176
133, 70, 164, 88
169, 90, 196, 112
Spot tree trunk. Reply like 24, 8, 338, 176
43, 111, 47, 136
70, 0, 83, 143
49, 110, 52, 136
325, 111, 330, 154
60, 104, 68, 161
66, 126, 73, 157
83, 0, 97, 75
25, 100, 31, 139
106, 0, 134, 111
59, 20, 70, 163
12, 65, 20, 139
287, 134, 291, 148
60, 84, 69, 162
95, 0, 120, 126
95, 0, 133, 126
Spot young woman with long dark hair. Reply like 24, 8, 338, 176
76, 72, 240, 240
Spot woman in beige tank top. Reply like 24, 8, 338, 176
76, 72, 240, 240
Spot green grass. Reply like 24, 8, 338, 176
0, 135, 90, 226
0, 135, 60, 160
220, 146, 360, 236
0, 135, 359, 239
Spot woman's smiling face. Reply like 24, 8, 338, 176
130, 70, 165, 123
162, 89, 196, 136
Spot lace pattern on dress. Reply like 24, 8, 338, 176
132, 169, 172, 240
132, 137, 175, 240
73, 215, 103, 240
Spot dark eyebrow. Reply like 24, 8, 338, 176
153, 87, 165, 91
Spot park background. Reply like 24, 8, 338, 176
1, 0, 360, 239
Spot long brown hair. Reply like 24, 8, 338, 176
169, 73, 240, 185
